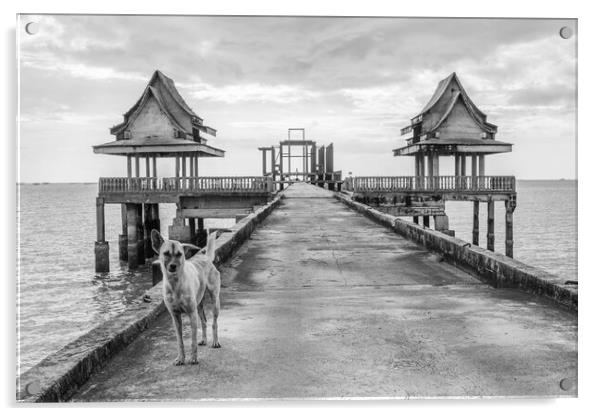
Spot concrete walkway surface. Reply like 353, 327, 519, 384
72, 183, 577, 400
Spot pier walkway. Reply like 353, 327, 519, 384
73, 183, 576, 400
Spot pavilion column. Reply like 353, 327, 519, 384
127, 155, 132, 178
487, 200, 495, 252
432, 152, 439, 190
471, 154, 478, 190
152, 156, 157, 177
505, 200, 515, 258
261, 149, 266, 176
423, 215, 430, 228
472, 201, 479, 246
145, 155, 150, 178
479, 155, 485, 191
175, 155, 180, 190
189, 218, 196, 244
135, 156, 140, 177
95, 197, 109, 273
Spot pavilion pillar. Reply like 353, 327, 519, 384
262, 150, 267, 176
505, 200, 514, 258
118, 204, 128, 261
432, 152, 439, 190
95, 197, 109, 273
454, 155, 461, 190
126, 203, 140, 269
181, 154, 187, 191
310, 144, 316, 184
423, 215, 430, 228
471, 154, 478, 190
135, 156, 140, 177
487, 200, 495, 252
145, 155, 150, 177
195, 155, 199, 176
152, 156, 157, 177
127, 155, 132, 178
461, 155, 466, 176
472, 202, 479, 245
175, 155, 180, 190
479, 155, 485, 175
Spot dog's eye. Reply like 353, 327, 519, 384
175, 252, 182, 258
163, 251, 171, 257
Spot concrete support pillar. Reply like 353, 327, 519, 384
279, 143, 284, 190
143, 204, 154, 259
197, 218, 207, 247
189, 218, 196, 243
423, 216, 430, 228
168, 213, 191, 244
119, 204, 128, 261
150, 204, 160, 236
95, 197, 109, 273
487, 200, 495, 252
136, 204, 144, 265
126, 203, 139, 269
434, 215, 449, 232
472, 201, 479, 246
262, 150, 267, 176
413, 216, 419, 224
505, 200, 514, 258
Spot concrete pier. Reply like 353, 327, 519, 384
73, 184, 576, 400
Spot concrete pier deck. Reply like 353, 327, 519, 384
73, 183, 577, 400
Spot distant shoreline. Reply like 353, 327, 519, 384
17, 179, 578, 185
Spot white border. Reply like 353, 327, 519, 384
2, 1, 599, 415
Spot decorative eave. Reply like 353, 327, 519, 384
93, 135, 225, 158
393, 138, 512, 156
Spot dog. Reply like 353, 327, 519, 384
151, 229, 221, 366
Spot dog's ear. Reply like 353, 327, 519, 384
182, 243, 202, 260
151, 229, 164, 254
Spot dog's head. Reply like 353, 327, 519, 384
151, 229, 202, 276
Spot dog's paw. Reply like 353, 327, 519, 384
173, 356, 185, 366
187, 357, 199, 365
211, 341, 221, 349
198, 340, 207, 346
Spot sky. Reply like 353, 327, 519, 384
18, 15, 577, 182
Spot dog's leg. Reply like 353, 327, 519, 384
188, 310, 199, 365
198, 302, 208, 346
171, 313, 185, 366
211, 294, 221, 349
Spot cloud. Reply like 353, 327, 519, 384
186, 82, 321, 104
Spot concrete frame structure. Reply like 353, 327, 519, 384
258, 128, 341, 191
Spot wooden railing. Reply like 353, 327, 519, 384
99, 176, 274, 194
342, 176, 515, 193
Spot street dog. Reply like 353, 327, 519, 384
151, 229, 221, 366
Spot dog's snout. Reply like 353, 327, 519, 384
168, 264, 177, 272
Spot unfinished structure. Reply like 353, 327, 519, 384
344, 73, 517, 257
93, 70, 273, 272
258, 128, 341, 190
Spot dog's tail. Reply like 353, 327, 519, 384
205, 231, 218, 263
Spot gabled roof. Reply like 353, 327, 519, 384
407, 72, 497, 134
110, 70, 210, 136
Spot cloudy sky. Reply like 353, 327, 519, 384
18, 15, 576, 182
